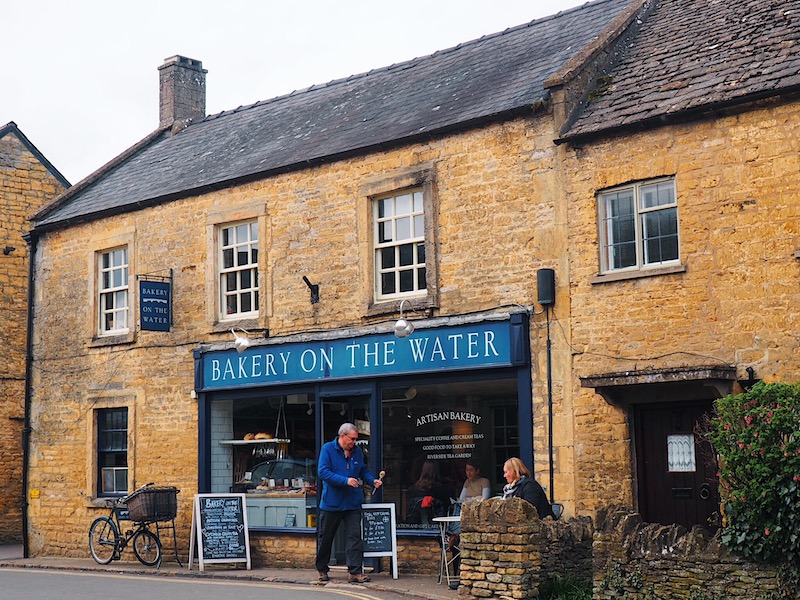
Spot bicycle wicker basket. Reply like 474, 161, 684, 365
126, 486, 179, 523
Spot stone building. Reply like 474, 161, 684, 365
22, 0, 800, 571
0, 122, 68, 544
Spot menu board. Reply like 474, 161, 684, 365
362, 503, 398, 578
188, 493, 251, 571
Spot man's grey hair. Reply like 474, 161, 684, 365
338, 423, 357, 436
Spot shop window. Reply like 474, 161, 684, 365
598, 178, 679, 274
212, 394, 318, 529
98, 247, 129, 335
97, 408, 128, 496
380, 379, 519, 530
219, 220, 259, 319
374, 189, 427, 301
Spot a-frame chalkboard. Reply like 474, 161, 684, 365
188, 493, 251, 571
361, 503, 398, 578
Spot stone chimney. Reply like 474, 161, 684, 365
158, 55, 207, 128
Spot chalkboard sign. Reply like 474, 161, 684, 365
188, 493, 251, 571
362, 503, 398, 578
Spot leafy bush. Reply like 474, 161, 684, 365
708, 381, 800, 565
539, 575, 592, 600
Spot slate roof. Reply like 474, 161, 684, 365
33, 0, 632, 230
561, 0, 800, 140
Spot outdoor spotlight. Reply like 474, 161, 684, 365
231, 328, 251, 354
393, 300, 415, 338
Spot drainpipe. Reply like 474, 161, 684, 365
21, 230, 38, 558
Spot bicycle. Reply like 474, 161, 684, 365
88, 483, 179, 567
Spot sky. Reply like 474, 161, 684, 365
3, 0, 587, 184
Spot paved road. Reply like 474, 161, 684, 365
0, 567, 412, 600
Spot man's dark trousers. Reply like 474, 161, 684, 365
316, 509, 363, 574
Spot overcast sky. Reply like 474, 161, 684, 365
3, 0, 587, 184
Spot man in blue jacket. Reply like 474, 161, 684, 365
315, 422, 382, 583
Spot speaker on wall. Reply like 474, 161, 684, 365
537, 268, 555, 306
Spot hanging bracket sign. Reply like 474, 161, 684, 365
138, 270, 172, 332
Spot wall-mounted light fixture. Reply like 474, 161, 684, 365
231, 328, 251, 354
2, 246, 15, 255
404, 387, 417, 400
302, 276, 320, 304
393, 300, 415, 338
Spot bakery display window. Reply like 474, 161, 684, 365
211, 393, 318, 529
379, 378, 519, 530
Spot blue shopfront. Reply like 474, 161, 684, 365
194, 312, 532, 536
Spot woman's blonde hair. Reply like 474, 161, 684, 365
503, 457, 531, 481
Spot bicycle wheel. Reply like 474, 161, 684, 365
89, 516, 119, 564
132, 527, 162, 567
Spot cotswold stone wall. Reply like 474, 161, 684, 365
0, 130, 65, 543
593, 507, 795, 600
458, 498, 593, 599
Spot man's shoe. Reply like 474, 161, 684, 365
318, 571, 330, 581
348, 573, 370, 583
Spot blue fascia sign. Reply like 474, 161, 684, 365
199, 319, 523, 391
139, 280, 171, 331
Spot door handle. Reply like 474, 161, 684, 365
699, 482, 711, 500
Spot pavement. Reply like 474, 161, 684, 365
0, 545, 455, 599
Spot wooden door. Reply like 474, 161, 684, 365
633, 401, 719, 529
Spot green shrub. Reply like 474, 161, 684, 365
539, 575, 592, 600
708, 381, 800, 565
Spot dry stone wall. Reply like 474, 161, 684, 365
593, 507, 796, 600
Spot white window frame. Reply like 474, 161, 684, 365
373, 188, 427, 302
598, 177, 680, 274
98, 247, 129, 335
218, 220, 259, 320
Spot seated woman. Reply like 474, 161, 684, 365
406, 460, 453, 525
459, 461, 491, 501
501, 457, 555, 520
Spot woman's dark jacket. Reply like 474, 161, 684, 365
509, 477, 554, 520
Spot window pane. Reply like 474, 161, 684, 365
251, 248, 258, 263
226, 272, 237, 291
241, 294, 252, 313
417, 242, 426, 264
381, 273, 395, 295
223, 248, 234, 269
379, 197, 393, 219
413, 214, 424, 237
399, 243, 414, 267
226, 295, 237, 315
643, 208, 679, 263
396, 193, 412, 215
413, 191, 424, 212
641, 181, 675, 209
236, 223, 248, 242
241, 269, 252, 289
379, 221, 393, 244
380, 247, 395, 269
396, 217, 411, 240
222, 227, 231, 246
236, 249, 249, 267
250, 222, 259, 241
399, 269, 414, 292
114, 469, 128, 492
417, 267, 427, 290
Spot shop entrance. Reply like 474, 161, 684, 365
318, 387, 375, 567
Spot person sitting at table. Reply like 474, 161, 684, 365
406, 460, 453, 525
501, 457, 554, 520
448, 461, 491, 572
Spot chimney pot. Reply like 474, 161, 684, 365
158, 55, 207, 128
